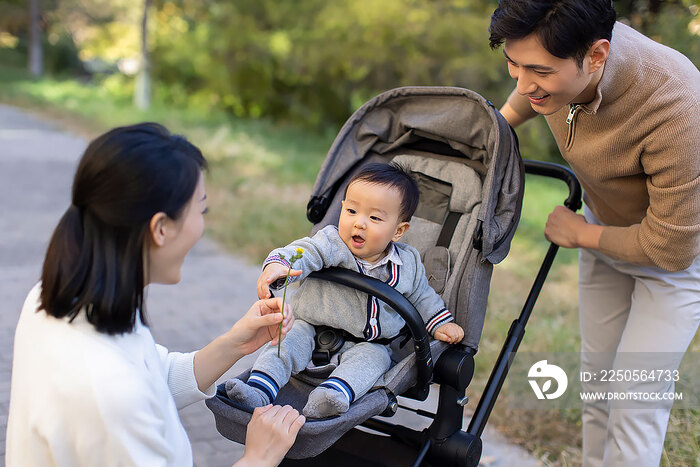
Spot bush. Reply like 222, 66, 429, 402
43, 33, 84, 77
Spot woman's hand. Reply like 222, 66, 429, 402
193, 298, 295, 392
236, 405, 306, 467
228, 297, 295, 357
545, 205, 603, 249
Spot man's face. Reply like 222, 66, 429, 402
503, 33, 596, 115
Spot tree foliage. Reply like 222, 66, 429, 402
1, 0, 698, 159
146, 0, 509, 126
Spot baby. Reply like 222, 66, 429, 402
226, 162, 464, 418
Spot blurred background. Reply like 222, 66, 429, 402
1, 1, 698, 465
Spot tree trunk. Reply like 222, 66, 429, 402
134, 0, 152, 110
28, 0, 43, 78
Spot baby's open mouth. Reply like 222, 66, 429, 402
352, 235, 365, 245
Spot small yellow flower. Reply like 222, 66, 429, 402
296, 247, 305, 255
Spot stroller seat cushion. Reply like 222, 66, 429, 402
393, 154, 484, 320
393, 154, 482, 218
423, 246, 450, 294
401, 216, 443, 255
412, 171, 453, 224
393, 154, 482, 269
207, 369, 390, 459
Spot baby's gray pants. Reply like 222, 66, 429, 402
252, 319, 392, 402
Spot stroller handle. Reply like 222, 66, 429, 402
523, 159, 583, 212
308, 267, 433, 399
468, 160, 583, 440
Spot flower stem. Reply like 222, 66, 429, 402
278, 265, 292, 358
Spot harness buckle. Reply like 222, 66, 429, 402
312, 326, 346, 365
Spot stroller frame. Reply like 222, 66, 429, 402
272, 160, 582, 467
207, 86, 583, 466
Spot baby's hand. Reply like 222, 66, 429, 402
433, 322, 464, 344
257, 263, 302, 299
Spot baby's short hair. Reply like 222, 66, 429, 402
346, 162, 419, 222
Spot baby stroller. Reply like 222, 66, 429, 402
206, 86, 581, 466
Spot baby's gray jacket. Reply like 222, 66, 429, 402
264, 225, 454, 341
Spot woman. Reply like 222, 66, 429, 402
6, 123, 305, 466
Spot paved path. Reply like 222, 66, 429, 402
0, 104, 539, 467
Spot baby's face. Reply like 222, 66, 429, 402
338, 180, 409, 264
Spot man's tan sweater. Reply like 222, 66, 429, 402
507, 22, 700, 271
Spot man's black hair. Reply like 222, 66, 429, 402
489, 0, 617, 67
346, 162, 419, 223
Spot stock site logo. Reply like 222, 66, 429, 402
528, 360, 568, 400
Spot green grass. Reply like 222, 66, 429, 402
2, 64, 698, 467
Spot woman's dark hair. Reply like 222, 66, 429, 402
40, 122, 207, 335
489, 0, 617, 67
346, 162, 419, 223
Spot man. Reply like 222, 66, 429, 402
489, 1, 700, 466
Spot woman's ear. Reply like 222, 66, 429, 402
149, 212, 169, 247
392, 221, 410, 242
